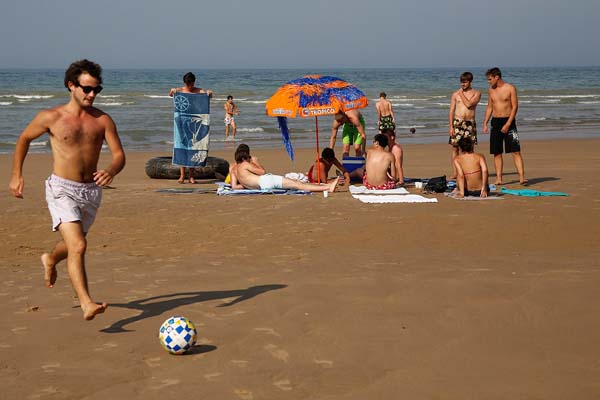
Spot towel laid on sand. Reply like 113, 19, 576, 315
173, 93, 210, 167
352, 194, 438, 203
217, 185, 311, 196
155, 188, 216, 194
500, 188, 568, 197
349, 185, 409, 195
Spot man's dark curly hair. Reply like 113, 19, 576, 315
64, 59, 103, 91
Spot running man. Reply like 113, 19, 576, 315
482, 67, 527, 185
376, 92, 395, 132
448, 71, 481, 179
224, 95, 240, 141
168, 72, 213, 183
9, 59, 126, 320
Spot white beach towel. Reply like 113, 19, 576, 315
349, 186, 410, 195
352, 194, 438, 203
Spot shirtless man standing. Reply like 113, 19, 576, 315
448, 72, 481, 179
9, 59, 126, 320
362, 134, 397, 190
168, 72, 213, 183
231, 145, 338, 193
224, 95, 240, 141
376, 92, 395, 132
482, 67, 527, 185
382, 128, 404, 186
329, 109, 367, 157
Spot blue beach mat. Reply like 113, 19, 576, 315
173, 93, 210, 167
500, 188, 568, 197
216, 184, 311, 196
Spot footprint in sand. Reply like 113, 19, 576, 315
254, 327, 281, 337
143, 357, 161, 368
150, 378, 180, 390
230, 360, 249, 368
11, 326, 28, 334
233, 389, 254, 400
273, 379, 293, 391
203, 372, 223, 381
314, 359, 334, 368
28, 386, 59, 399
93, 342, 118, 351
41, 362, 60, 373
264, 344, 289, 362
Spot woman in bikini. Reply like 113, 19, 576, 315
453, 136, 489, 198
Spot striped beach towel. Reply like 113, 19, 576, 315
173, 93, 210, 167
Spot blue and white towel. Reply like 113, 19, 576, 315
173, 93, 210, 167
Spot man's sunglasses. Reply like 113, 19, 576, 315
75, 81, 103, 94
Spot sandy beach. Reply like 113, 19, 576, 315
1, 138, 600, 399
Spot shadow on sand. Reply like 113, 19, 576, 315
100, 284, 287, 333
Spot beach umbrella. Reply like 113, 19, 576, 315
265, 75, 368, 182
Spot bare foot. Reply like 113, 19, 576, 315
329, 177, 340, 192
520, 179, 529, 186
41, 253, 57, 288
189, 177, 196, 184
178, 177, 185, 184
82, 302, 108, 321
494, 180, 504, 185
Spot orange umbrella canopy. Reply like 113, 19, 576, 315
266, 75, 368, 118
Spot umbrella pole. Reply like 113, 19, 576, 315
315, 116, 321, 183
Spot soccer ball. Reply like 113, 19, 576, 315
158, 316, 197, 355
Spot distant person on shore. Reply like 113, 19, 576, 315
224, 95, 240, 141
362, 134, 397, 190
376, 92, 395, 132
329, 109, 367, 157
482, 67, 527, 185
9, 59, 126, 321
306, 147, 356, 185
231, 144, 338, 193
168, 72, 213, 184
452, 136, 489, 198
382, 128, 404, 186
448, 71, 481, 179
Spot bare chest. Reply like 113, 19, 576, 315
49, 116, 105, 147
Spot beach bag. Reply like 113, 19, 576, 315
424, 175, 447, 193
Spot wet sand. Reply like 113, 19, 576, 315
1, 138, 599, 399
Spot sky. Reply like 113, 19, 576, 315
1, 0, 598, 69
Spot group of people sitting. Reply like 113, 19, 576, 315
228, 110, 489, 198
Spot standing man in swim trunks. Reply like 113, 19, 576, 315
376, 92, 395, 132
168, 72, 213, 183
9, 59, 126, 321
231, 144, 338, 193
329, 109, 367, 158
448, 71, 481, 179
224, 95, 240, 141
362, 134, 397, 190
482, 67, 527, 185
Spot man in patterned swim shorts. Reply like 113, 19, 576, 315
376, 92, 395, 132
448, 71, 481, 179
362, 134, 398, 190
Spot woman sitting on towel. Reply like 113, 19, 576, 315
307, 147, 353, 185
453, 136, 489, 198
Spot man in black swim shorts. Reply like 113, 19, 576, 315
482, 67, 527, 185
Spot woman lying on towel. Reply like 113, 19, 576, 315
452, 136, 489, 198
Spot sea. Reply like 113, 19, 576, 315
1, 67, 599, 154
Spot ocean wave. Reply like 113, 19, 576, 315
241, 100, 267, 104
578, 101, 600, 104
434, 102, 449, 106
30, 140, 48, 147
392, 103, 414, 107
0, 102, 12, 106
13, 95, 54, 99
521, 94, 599, 99
144, 95, 171, 99
398, 125, 426, 129
541, 99, 561, 103
98, 95, 121, 98
237, 127, 265, 132
95, 102, 134, 106
523, 117, 547, 121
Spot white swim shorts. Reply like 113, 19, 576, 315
224, 115, 235, 125
45, 174, 102, 232
258, 174, 284, 190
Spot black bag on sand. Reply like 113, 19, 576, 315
424, 175, 447, 193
